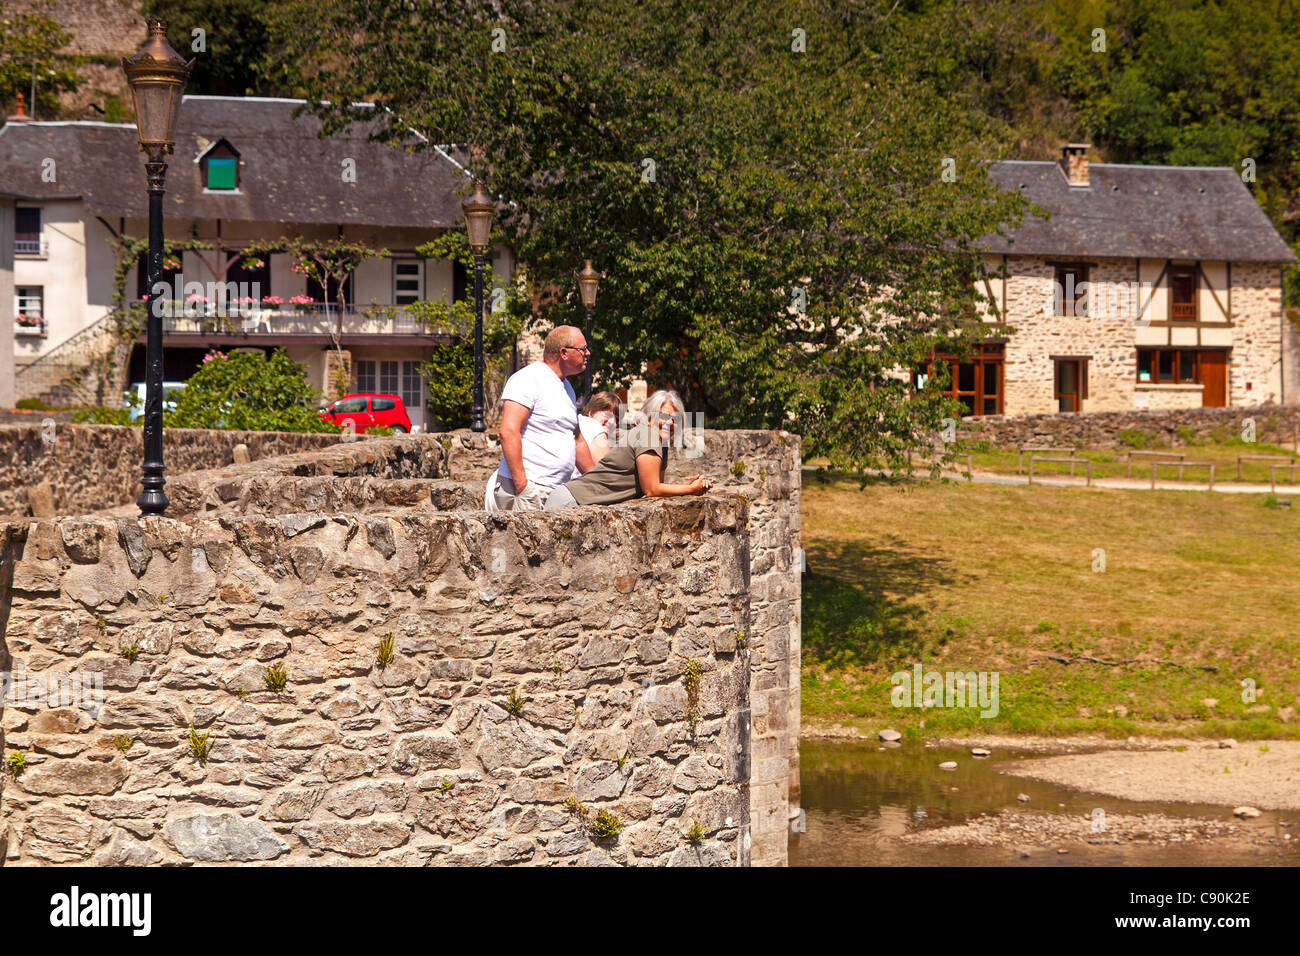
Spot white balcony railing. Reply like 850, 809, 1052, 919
151, 303, 436, 337
14, 238, 48, 257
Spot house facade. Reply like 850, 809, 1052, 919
0, 190, 15, 409
1, 96, 517, 430
939, 145, 1299, 417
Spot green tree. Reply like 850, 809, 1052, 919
0, 5, 78, 117
168, 348, 338, 432
267, 0, 1028, 474
147, 0, 280, 95
408, 296, 523, 430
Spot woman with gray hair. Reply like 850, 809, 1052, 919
544, 388, 713, 508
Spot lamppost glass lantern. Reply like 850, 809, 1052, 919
123, 17, 191, 516
461, 183, 494, 253
121, 18, 191, 159
578, 259, 599, 310
461, 182, 494, 432
578, 260, 600, 402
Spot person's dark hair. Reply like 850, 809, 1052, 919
581, 391, 621, 419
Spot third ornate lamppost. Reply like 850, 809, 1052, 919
577, 259, 600, 404
122, 18, 192, 515
461, 182, 493, 433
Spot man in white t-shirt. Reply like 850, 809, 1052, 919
493, 325, 596, 511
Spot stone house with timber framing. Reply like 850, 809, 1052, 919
935, 144, 1299, 417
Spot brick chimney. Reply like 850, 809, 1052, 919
1059, 143, 1091, 187
7, 91, 33, 124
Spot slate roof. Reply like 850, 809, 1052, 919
981, 160, 1297, 264
0, 97, 468, 229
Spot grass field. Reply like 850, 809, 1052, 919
800, 471, 1300, 739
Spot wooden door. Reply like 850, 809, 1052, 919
1201, 351, 1227, 407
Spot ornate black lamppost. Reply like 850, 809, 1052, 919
461, 182, 493, 433
122, 18, 191, 515
577, 259, 599, 404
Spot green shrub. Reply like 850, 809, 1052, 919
168, 348, 338, 433
72, 405, 136, 426
15, 397, 54, 411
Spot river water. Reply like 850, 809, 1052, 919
789, 739, 1300, 866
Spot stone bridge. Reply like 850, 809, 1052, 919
0, 425, 800, 866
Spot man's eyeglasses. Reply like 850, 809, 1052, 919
562, 345, 592, 354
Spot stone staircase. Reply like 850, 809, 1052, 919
14, 308, 141, 408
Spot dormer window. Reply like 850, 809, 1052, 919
201, 139, 240, 191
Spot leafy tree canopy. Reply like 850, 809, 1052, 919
0, 4, 78, 116
267, 0, 1028, 472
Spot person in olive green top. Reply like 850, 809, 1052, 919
543, 388, 713, 508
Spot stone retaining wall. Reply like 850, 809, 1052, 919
959, 404, 1300, 450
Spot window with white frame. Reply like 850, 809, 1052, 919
401, 360, 423, 409
15, 287, 44, 328
355, 359, 376, 393
393, 261, 422, 304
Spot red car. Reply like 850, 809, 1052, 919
319, 393, 412, 433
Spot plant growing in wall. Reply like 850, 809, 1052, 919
187, 725, 216, 765
263, 663, 289, 692
686, 821, 705, 844
376, 633, 396, 670
435, 777, 455, 793
563, 796, 590, 826
683, 659, 703, 729
589, 808, 624, 842
505, 686, 526, 717
730, 460, 746, 476
120, 641, 140, 662
114, 735, 134, 753
6, 752, 28, 778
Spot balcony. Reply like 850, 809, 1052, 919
14, 238, 48, 257
1170, 301, 1197, 320
141, 302, 453, 347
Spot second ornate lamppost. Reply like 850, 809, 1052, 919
577, 259, 599, 404
461, 182, 493, 433
122, 18, 192, 515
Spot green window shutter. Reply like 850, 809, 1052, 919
207, 157, 237, 190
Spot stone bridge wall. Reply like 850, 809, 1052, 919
0, 427, 801, 866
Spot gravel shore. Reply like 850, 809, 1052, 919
996, 741, 1300, 810
901, 809, 1292, 850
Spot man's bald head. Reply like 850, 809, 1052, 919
543, 325, 585, 362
